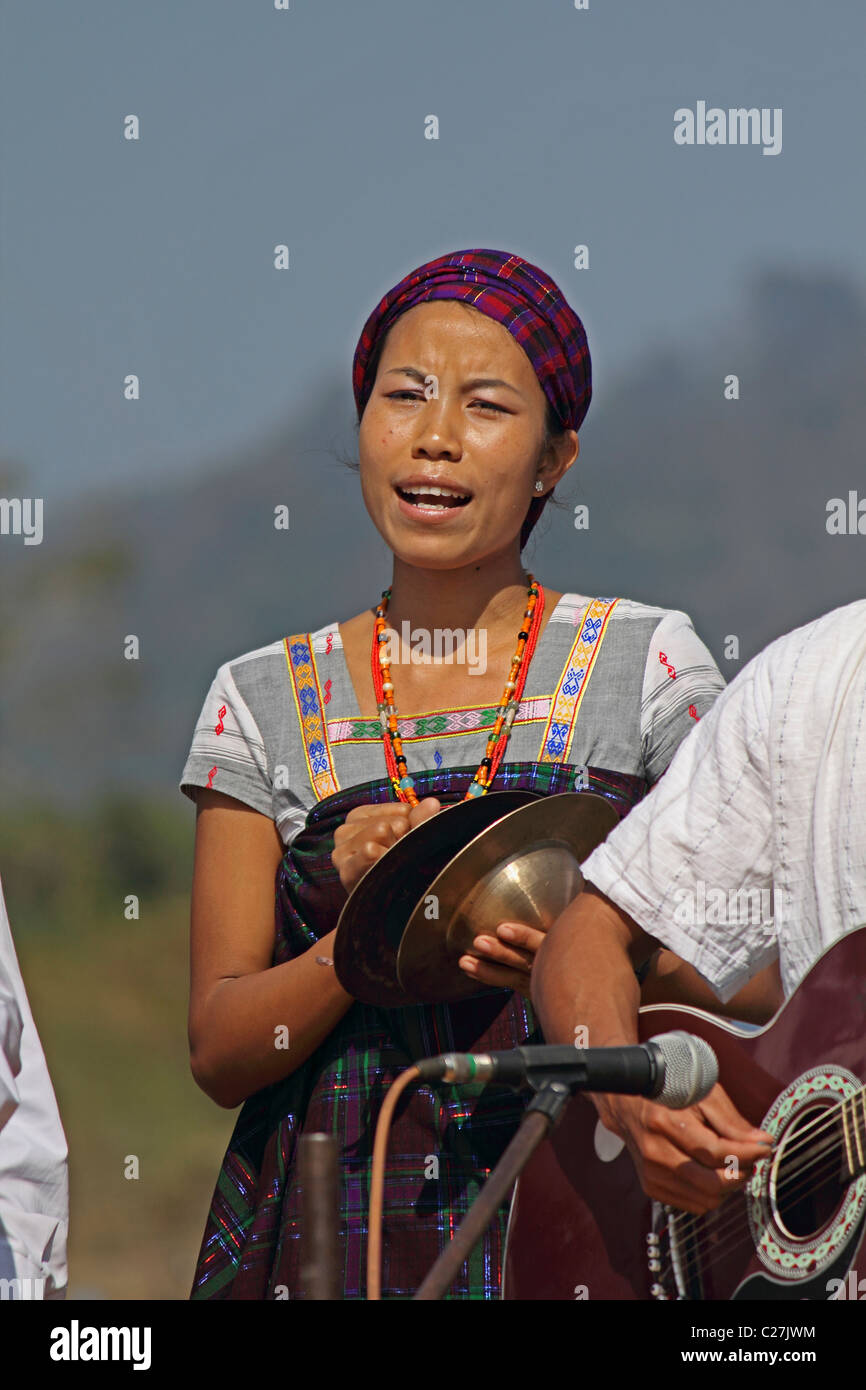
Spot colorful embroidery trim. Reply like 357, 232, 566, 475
286, 598, 618, 798
326, 696, 552, 745
285, 635, 340, 800
538, 597, 619, 763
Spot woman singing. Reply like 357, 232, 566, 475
179, 249, 769, 1300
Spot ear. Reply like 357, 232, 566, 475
539, 429, 579, 491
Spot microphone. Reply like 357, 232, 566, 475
414, 1031, 718, 1109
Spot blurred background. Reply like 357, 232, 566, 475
0, 0, 863, 1297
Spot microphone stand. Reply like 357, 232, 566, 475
412, 1078, 575, 1301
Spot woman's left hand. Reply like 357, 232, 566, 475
457, 922, 546, 998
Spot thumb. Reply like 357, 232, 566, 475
409, 797, 441, 827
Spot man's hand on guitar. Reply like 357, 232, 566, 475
597, 1084, 773, 1215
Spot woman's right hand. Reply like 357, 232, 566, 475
332, 797, 441, 894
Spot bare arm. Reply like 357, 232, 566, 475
532, 885, 773, 1213
641, 951, 783, 1024
188, 789, 355, 1108
532, 884, 646, 1050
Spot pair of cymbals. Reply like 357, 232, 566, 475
332, 791, 539, 1008
333, 791, 617, 1006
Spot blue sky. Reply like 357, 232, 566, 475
1, 0, 863, 501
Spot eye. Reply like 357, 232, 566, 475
385, 391, 508, 413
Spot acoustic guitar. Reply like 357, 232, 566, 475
502, 926, 866, 1300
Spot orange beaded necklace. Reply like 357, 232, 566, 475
371, 576, 545, 804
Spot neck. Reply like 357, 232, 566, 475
383, 551, 535, 637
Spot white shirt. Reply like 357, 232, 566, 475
581, 600, 866, 1004
0, 875, 68, 1298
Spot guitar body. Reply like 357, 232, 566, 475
503, 927, 866, 1300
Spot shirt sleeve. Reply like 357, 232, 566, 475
178, 662, 274, 818
641, 610, 727, 784
581, 650, 777, 1003
0, 977, 23, 1134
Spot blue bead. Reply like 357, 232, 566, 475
399, 776, 415, 790
467, 781, 485, 797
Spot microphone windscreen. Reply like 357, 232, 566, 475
652, 1031, 719, 1108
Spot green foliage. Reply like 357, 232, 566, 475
0, 793, 193, 930
2, 793, 235, 1299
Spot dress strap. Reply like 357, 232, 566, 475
284, 634, 341, 800
537, 597, 620, 763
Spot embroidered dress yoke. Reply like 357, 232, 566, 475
179, 594, 725, 1298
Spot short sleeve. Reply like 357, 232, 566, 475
0, 976, 23, 1133
581, 652, 777, 1003
179, 663, 274, 818
641, 610, 726, 784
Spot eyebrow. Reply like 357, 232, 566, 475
384, 366, 525, 398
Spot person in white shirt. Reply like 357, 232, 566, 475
531, 599, 866, 1216
0, 874, 68, 1299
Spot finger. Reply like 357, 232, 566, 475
639, 1154, 733, 1213
696, 1084, 774, 1145
360, 839, 393, 864
458, 955, 525, 993
352, 817, 410, 850
336, 814, 410, 851
341, 844, 389, 891
408, 797, 441, 828
495, 922, 547, 954
624, 1126, 746, 1213
469, 936, 534, 972
602, 1096, 749, 1214
343, 803, 413, 824
647, 1105, 771, 1171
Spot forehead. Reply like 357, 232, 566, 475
380, 299, 535, 378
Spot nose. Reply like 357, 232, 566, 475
411, 394, 463, 461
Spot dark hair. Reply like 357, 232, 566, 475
348, 311, 572, 552
521, 399, 569, 550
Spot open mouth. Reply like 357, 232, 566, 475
395, 485, 472, 511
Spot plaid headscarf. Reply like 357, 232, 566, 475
352, 248, 592, 432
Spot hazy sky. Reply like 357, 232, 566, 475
2, 0, 863, 502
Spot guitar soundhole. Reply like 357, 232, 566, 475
772, 1101, 845, 1242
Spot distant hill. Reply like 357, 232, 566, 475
1, 264, 864, 808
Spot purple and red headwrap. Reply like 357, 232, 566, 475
352, 248, 592, 432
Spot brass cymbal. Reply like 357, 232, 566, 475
396, 792, 619, 1003
332, 790, 541, 1007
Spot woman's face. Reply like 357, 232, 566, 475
358, 300, 577, 571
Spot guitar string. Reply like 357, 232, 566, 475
655, 1141, 852, 1286
669, 1117, 846, 1255
640, 1092, 862, 1287
652, 1105, 858, 1284
762, 1087, 864, 1168
670, 1089, 860, 1250
656, 1163, 850, 1295
659, 1142, 847, 1284
654, 1091, 864, 1287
